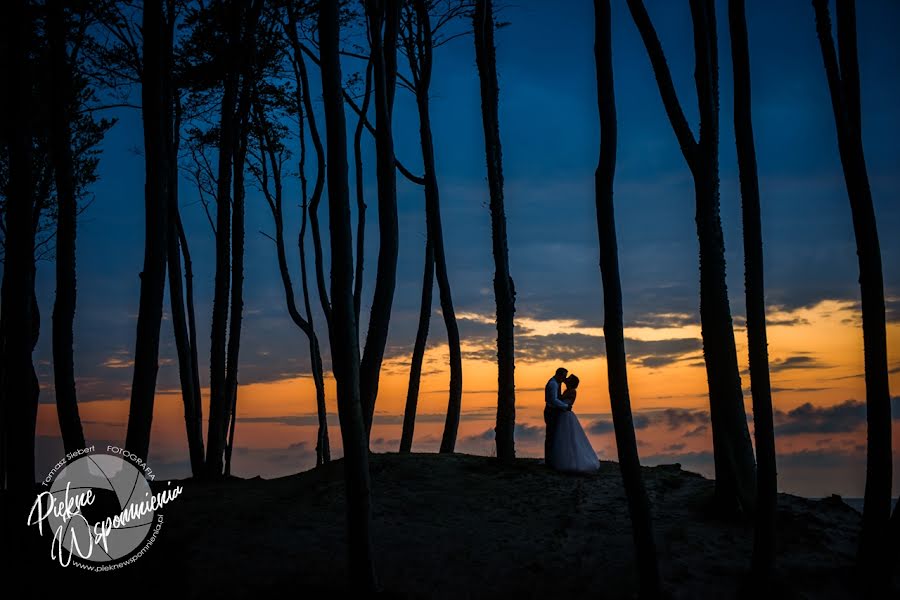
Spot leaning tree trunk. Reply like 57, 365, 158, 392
813, 1, 892, 592
593, 1, 661, 596
626, 0, 756, 512
283, 12, 332, 465
729, 0, 777, 585
47, 0, 87, 455
473, 0, 517, 461
359, 0, 402, 438
125, 0, 170, 463
161, 2, 204, 477
318, 0, 378, 591
298, 92, 331, 467
407, 0, 464, 454
400, 235, 434, 453
177, 211, 204, 473
0, 0, 40, 493
167, 100, 204, 476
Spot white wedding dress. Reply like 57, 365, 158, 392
548, 410, 600, 473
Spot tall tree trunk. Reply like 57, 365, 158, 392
205, 61, 237, 478
813, 1, 892, 592
400, 235, 434, 453
354, 59, 374, 325
284, 20, 332, 336
0, 0, 39, 493
406, 0, 463, 454
167, 94, 204, 477
473, 0, 517, 461
593, 2, 661, 596
47, 0, 87, 455
169, 209, 204, 476
207, 0, 261, 477
125, 0, 170, 463
161, 1, 203, 478
224, 77, 253, 478
298, 90, 331, 467
360, 0, 402, 438
318, 0, 378, 590
626, 0, 756, 511
284, 12, 332, 464
253, 87, 330, 467
729, 0, 777, 584
177, 211, 204, 474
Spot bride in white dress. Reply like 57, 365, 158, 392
548, 375, 600, 473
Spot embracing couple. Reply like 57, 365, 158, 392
544, 367, 600, 473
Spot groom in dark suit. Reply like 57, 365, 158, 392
544, 367, 572, 461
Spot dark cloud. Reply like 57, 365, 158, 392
588, 413, 651, 435
459, 329, 701, 368
466, 423, 544, 442
588, 409, 706, 435
657, 408, 710, 429
769, 355, 829, 373
773, 399, 868, 435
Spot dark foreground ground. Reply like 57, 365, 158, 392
18, 452, 898, 598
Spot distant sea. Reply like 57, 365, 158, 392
827, 498, 898, 514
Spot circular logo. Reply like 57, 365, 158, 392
46, 452, 155, 563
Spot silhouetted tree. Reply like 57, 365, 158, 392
359, 0, 402, 438
593, 1, 660, 596
728, 0, 776, 584
281, 6, 333, 464
626, 0, 756, 511
191, 0, 263, 478
473, 0, 516, 461
125, 0, 170, 463
0, 0, 39, 492
318, 0, 378, 590
223, 71, 254, 477
354, 58, 374, 325
146, 0, 206, 478
400, 235, 434, 453
398, 0, 466, 453
249, 66, 332, 466
813, 0, 892, 592
47, 0, 87, 455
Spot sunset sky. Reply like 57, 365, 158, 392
28, 0, 900, 498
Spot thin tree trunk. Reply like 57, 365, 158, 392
473, 0, 517, 461
297, 87, 331, 467
161, 1, 203, 478
205, 14, 239, 477
360, 0, 402, 438
593, 2, 661, 596
283, 8, 331, 466
318, 0, 377, 590
813, 1, 892, 592
405, 0, 463, 454
354, 59, 374, 325
224, 77, 253, 478
400, 235, 434, 453
253, 88, 330, 467
125, 0, 169, 463
177, 211, 204, 474
728, 0, 777, 584
0, 0, 39, 493
47, 0, 87, 455
285, 22, 332, 335
626, 0, 756, 511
